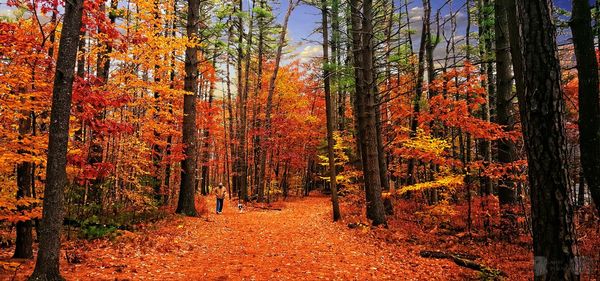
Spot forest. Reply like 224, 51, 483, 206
0, 0, 599, 279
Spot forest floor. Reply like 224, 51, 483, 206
2, 195, 538, 280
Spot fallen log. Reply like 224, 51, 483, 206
420, 250, 507, 278
420, 250, 480, 261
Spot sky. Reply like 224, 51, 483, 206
286, 0, 581, 62
0, 0, 586, 63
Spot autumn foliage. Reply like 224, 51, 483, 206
1, 0, 600, 280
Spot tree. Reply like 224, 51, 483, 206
251, 0, 268, 202
349, 0, 387, 226
477, 0, 493, 196
237, 0, 257, 202
232, 0, 249, 202
570, 0, 600, 216
14, 117, 33, 259
28, 0, 85, 279
258, 0, 297, 203
509, 0, 578, 279
321, 0, 341, 221
406, 0, 430, 187
176, 0, 201, 216
8, 1, 59, 259
495, 0, 517, 205
331, 0, 344, 132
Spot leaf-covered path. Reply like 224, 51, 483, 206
8, 196, 478, 280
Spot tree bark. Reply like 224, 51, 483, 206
28, 0, 84, 279
253, 0, 266, 202
14, 113, 33, 259
232, 0, 244, 199
237, 0, 258, 202
225, 16, 235, 199
350, 0, 387, 226
509, 0, 579, 279
331, 0, 345, 131
379, 0, 395, 213
406, 0, 430, 186
495, 0, 517, 205
176, 0, 200, 216
478, 0, 493, 196
200, 75, 215, 196
322, 0, 342, 221
570, 0, 600, 216
424, 0, 439, 204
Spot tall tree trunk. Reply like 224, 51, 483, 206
380, 0, 395, 213
406, 0, 430, 186
200, 57, 216, 196
464, 0, 475, 235
14, 113, 33, 259
322, 0, 342, 221
332, 0, 345, 131
237, 0, 258, 202
570, 0, 600, 216
28, 0, 84, 278
478, 0, 493, 196
225, 17, 235, 198
509, 0, 578, 279
232, 0, 244, 199
495, 0, 517, 205
424, 0, 439, 204
253, 0, 266, 202
350, 0, 387, 226
375, 99, 390, 206
222, 79, 232, 199
362, 0, 386, 226
176, 0, 200, 216
258, 0, 296, 204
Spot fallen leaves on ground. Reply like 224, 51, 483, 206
3, 195, 517, 280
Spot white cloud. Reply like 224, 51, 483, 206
298, 45, 322, 62
409, 6, 424, 22
410, 6, 423, 16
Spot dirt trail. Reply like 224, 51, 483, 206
5, 196, 473, 280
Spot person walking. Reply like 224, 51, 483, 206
214, 183, 227, 214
